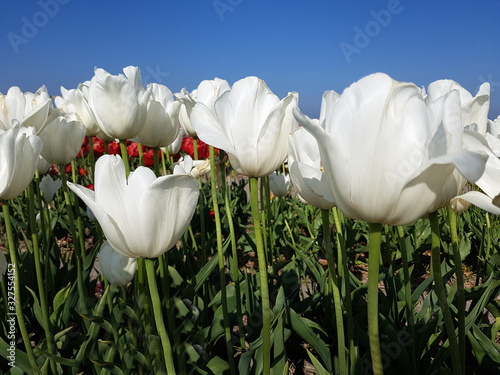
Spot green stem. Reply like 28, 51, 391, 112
72, 159, 86, 262
367, 222, 383, 375
192, 137, 199, 160
119, 139, 130, 177
3, 200, 39, 373
397, 226, 416, 374
161, 148, 168, 175
484, 212, 492, 273
260, 178, 270, 265
221, 151, 246, 352
71, 159, 77, 184
136, 258, 151, 335
60, 166, 89, 324
249, 177, 271, 375
153, 147, 160, 176
210, 146, 236, 374
35, 171, 54, 294
145, 258, 176, 375
446, 208, 465, 375
429, 211, 462, 375
333, 207, 355, 372
264, 176, 273, 263
27, 183, 56, 374
322, 209, 346, 375
138, 143, 144, 166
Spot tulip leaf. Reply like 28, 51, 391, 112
190, 255, 219, 294
0, 336, 33, 374
305, 347, 331, 375
206, 356, 230, 373
289, 308, 331, 372
25, 286, 44, 328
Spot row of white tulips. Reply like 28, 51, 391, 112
1, 66, 499, 375
2, 68, 499, 219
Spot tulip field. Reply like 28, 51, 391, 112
1, 69, 500, 375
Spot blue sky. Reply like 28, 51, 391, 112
1, 0, 499, 119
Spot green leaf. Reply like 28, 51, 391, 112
189, 255, 219, 294
272, 286, 285, 316
271, 312, 287, 375
305, 347, 330, 375
0, 336, 34, 374
25, 286, 44, 327
206, 356, 230, 373
289, 308, 331, 372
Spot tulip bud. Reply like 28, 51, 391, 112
97, 241, 137, 287
39, 177, 62, 203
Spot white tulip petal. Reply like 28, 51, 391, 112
451, 191, 500, 215
137, 175, 199, 258
191, 102, 236, 155
98, 241, 137, 286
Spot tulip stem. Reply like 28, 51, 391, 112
138, 143, 144, 166
192, 137, 199, 160
333, 208, 355, 372
397, 226, 417, 374
430, 211, 462, 375
367, 222, 383, 375
447, 207, 465, 375
153, 147, 160, 176
60, 165, 89, 325
322, 209, 346, 375
249, 176, 271, 375
72, 160, 86, 262
119, 139, 130, 177
210, 146, 237, 374
27, 182, 56, 374
145, 258, 176, 375
221, 150, 246, 352
3, 200, 39, 373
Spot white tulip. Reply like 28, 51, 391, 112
37, 108, 86, 165
136, 83, 180, 148
191, 76, 298, 177
55, 85, 101, 136
288, 91, 338, 209
39, 177, 62, 203
426, 80, 490, 132
175, 78, 230, 137
0, 122, 43, 200
269, 172, 290, 198
173, 155, 211, 179
162, 126, 184, 156
0, 86, 51, 131
88, 66, 147, 140
293, 73, 487, 226
68, 155, 199, 258
97, 241, 137, 286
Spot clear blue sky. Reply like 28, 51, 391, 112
1, 0, 499, 119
